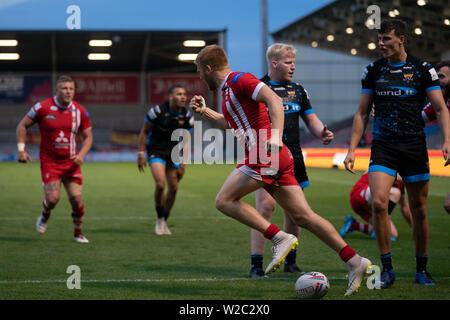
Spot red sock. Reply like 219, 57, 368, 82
72, 204, 85, 236
339, 245, 357, 262
263, 224, 280, 240
352, 221, 373, 235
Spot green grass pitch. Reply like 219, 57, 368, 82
0, 162, 449, 300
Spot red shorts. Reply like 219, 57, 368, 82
349, 183, 371, 222
237, 145, 298, 192
40, 158, 82, 185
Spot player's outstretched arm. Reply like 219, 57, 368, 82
137, 121, 152, 173
73, 127, 93, 166
189, 95, 229, 130
427, 89, 450, 166
344, 93, 372, 173
15, 115, 34, 163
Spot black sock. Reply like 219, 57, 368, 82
251, 254, 263, 270
164, 210, 170, 221
388, 200, 396, 215
156, 206, 165, 219
415, 254, 428, 272
381, 253, 393, 271
285, 249, 297, 265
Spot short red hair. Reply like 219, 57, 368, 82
195, 45, 229, 71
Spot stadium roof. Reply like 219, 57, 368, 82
272, 0, 450, 63
0, 30, 225, 73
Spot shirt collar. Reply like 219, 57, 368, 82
220, 72, 232, 90
53, 96, 73, 109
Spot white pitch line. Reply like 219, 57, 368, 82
1, 276, 449, 285
0, 277, 292, 284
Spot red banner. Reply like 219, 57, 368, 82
148, 74, 207, 105
71, 75, 139, 104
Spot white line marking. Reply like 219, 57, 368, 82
1, 275, 449, 285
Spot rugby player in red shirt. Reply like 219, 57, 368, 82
340, 171, 412, 240
189, 45, 371, 296
16, 75, 93, 243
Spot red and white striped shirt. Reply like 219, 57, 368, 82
27, 97, 91, 161
221, 72, 270, 162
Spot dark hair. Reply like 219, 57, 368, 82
435, 60, 450, 71
378, 19, 407, 37
56, 75, 74, 84
168, 84, 185, 94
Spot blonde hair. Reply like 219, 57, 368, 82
266, 43, 296, 63
195, 45, 229, 70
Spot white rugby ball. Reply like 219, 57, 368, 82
295, 272, 330, 299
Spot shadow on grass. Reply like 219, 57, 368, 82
88, 229, 143, 235
124, 263, 243, 278
82, 280, 280, 299
0, 236, 39, 242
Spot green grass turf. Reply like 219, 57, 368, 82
0, 162, 449, 300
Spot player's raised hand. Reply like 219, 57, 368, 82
189, 95, 206, 115
321, 125, 334, 145
18, 150, 31, 163
266, 135, 283, 154
137, 152, 147, 173
343, 151, 356, 174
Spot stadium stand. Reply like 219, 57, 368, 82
0, 30, 225, 160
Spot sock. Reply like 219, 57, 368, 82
339, 245, 356, 262
351, 221, 373, 235
251, 254, 263, 270
285, 249, 297, 265
42, 200, 51, 219
72, 204, 85, 236
156, 205, 165, 219
388, 200, 396, 215
415, 254, 428, 272
381, 253, 393, 271
163, 209, 170, 221
263, 224, 280, 240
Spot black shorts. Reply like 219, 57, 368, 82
369, 137, 430, 183
291, 150, 309, 188
146, 146, 180, 169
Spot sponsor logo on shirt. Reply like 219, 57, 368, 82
230, 72, 245, 83
45, 114, 57, 120
376, 86, 417, 97
403, 73, 414, 81
54, 131, 69, 149
429, 68, 439, 81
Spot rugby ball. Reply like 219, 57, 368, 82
295, 272, 329, 299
